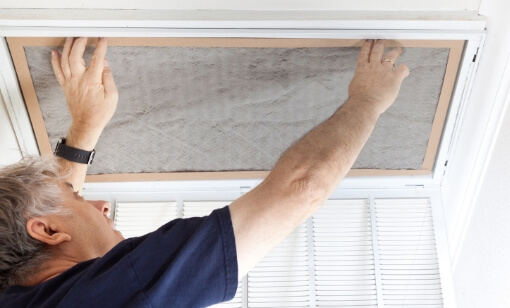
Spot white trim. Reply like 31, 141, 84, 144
429, 190, 457, 308
81, 175, 443, 195
433, 34, 487, 185
369, 196, 384, 308
176, 199, 184, 219
0, 9, 487, 31
241, 275, 248, 308
0, 27, 487, 39
306, 217, 317, 307
449, 51, 510, 270
0, 37, 39, 156
239, 186, 249, 308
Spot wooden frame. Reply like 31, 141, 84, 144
7, 37, 464, 182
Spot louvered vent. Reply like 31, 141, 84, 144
114, 202, 178, 238
313, 199, 378, 307
248, 223, 310, 307
375, 199, 443, 307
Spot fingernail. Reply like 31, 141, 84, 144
66, 37, 72, 41
104, 59, 110, 67
51, 50, 56, 57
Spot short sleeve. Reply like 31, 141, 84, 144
126, 206, 239, 307
0, 206, 238, 308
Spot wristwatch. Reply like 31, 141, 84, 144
54, 138, 95, 165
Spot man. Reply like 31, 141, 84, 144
0, 37, 408, 307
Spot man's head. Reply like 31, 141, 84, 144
0, 156, 123, 294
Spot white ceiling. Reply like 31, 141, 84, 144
0, 0, 481, 11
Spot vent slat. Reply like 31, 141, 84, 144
114, 202, 178, 238
375, 198, 443, 307
313, 200, 377, 307
248, 221, 310, 307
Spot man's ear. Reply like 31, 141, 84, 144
26, 217, 72, 245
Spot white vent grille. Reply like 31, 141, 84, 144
114, 202, 178, 238
313, 199, 378, 307
375, 199, 443, 307
248, 223, 310, 307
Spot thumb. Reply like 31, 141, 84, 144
102, 59, 118, 99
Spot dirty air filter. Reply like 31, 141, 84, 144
9, 38, 462, 181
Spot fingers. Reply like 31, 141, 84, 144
88, 37, 108, 81
394, 64, 410, 80
359, 40, 406, 72
370, 40, 386, 63
102, 59, 118, 98
382, 47, 403, 66
69, 37, 88, 76
58, 37, 109, 83
357, 40, 373, 65
51, 50, 65, 87
61, 37, 74, 79
358, 40, 403, 67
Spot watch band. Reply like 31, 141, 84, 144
54, 138, 95, 165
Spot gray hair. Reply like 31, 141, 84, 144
0, 155, 67, 294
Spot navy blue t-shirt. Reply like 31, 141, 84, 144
0, 206, 238, 308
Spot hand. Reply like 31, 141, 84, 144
51, 37, 118, 149
348, 39, 409, 115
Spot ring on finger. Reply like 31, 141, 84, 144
383, 58, 396, 69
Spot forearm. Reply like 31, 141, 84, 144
57, 125, 102, 193
251, 95, 381, 225
51, 37, 118, 193
230, 97, 381, 277
229, 40, 409, 278
268, 97, 381, 209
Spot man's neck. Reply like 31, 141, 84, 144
21, 259, 78, 286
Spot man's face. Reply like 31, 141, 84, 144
53, 181, 125, 260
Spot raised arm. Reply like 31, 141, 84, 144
229, 39, 410, 278
51, 37, 118, 192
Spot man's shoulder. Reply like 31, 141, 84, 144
0, 207, 237, 307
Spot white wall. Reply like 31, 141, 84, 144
453, 105, 510, 307
0, 0, 480, 11
447, 0, 510, 306
0, 95, 22, 166
442, 0, 510, 237
436, 0, 510, 305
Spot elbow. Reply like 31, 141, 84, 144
288, 172, 329, 212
